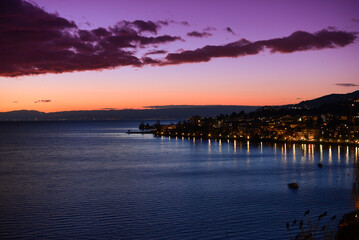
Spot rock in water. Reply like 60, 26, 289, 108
288, 183, 299, 189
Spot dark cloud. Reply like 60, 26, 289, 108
166, 20, 190, 26
141, 57, 161, 65
132, 20, 158, 34
1, 0, 357, 77
335, 83, 359, 87
163, 39, 262, 65
225, 27, 235, 35
100, 108, 118, 110
256, 29, 356, 53
352, 18, 359, 23
181, 21, 190, 26
161, 29, 357, 65
0, 0, 181, 77
35, 100, 51, 103
187, 31, 212, 38
145, 50, 168, 55
203, 27, 216, 32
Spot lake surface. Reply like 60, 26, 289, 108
0, 121, 358, 239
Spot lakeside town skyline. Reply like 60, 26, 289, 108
1, 0, 359, 113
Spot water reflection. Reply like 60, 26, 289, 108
338, 146, 341, 162
353, 156, 359, 210
329, 146, 332, 164
208, 139, 211, 153
219, 139, 222, 153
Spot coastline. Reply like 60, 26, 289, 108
152, 130, 359, 147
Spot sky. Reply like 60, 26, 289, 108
1, 0, 359, 112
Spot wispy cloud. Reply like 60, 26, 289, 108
100, 108, 118, 110
34, 100, 51, 103
187, 31, 212, 38
144, 50, 168, 56
335, 83, 359, 87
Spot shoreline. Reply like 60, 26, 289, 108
153, 131, 359, 147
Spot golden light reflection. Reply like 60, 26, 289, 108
293, 144, 296, 163
352, 155, 359, 210
247, 141, 250, 154
208, 139, 211, 153
234, 140, 237, 153
274, 143, 277, 154
329, 146, 332, 164
320, 144, 323, 162
260, 142, 263, 154
338, 146, 341, 162
346, 146, 349, 165
311, 144, 315, 162
219, 139, 222, 153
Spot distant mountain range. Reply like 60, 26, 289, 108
295, 90, 359, 108
253, 90, 359, 117
0, 105, 260, 121
1, 90, 358, 121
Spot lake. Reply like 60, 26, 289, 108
0, 121, 357, 239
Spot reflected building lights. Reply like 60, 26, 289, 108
311, 144, 315, 162
247, 141, 250, 154
208, 139, 211, 153
260, 142, 263, 154
320, 144, 323, 162
329, 146, 332, 164
346, 146, 349, 164
338, 146, 341, 162
234, 140, 237, 152
219, 139, 222, 153
293, 144, 296, 163
274, 143, 277, 154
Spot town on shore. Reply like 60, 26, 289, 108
140, 98, 359, 146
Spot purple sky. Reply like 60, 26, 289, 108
1, 0, 359, 112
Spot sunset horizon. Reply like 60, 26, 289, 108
1, 0, 359, 113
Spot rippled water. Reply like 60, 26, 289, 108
0, 121, 357, 239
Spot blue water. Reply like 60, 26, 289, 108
0, 121, 357, 239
